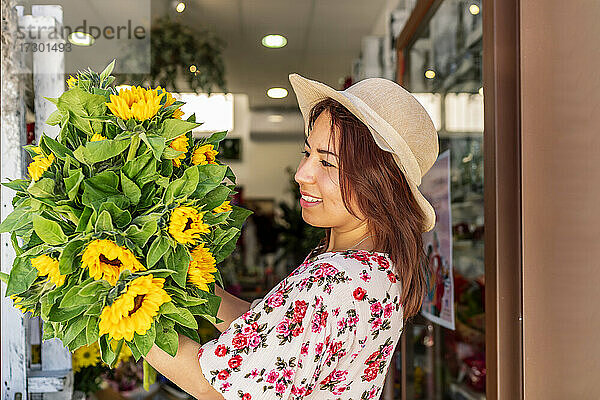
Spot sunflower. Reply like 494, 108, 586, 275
157, 86, 184, 119
27, 152, 55, 182
169, 135, 189, 167
105, 86, 165, 121
66, 75, 78, 88
191, 144, 219, 166
90, 133, 107, 141
187, 243, 218, 292
81, 239, 146, 285
72, 342, 101, 373
168, 206, 210, 244
98, 275, 171, 341
31, 254, 66, 287
213, 200, 232, 213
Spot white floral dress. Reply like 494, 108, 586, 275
197, 249, 404, 400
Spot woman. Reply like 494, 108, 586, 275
145, 73, 439, 399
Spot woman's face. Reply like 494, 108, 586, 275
294, 111, 366, 230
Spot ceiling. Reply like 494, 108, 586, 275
151, 0, 389, 109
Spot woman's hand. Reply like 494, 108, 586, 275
144, 334, 224, 399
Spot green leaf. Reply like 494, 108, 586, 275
133, 322, 156, 356
124, 219, 158, 248
62, 316, 88, 347
76, 207, 94, 233
78, 279, 111, 297
47, 303, 86, 322
139, 132, 166, 160
192, 165, 228, 199
162, 147, 184, 159
2, 179, 29, 192
99, 335, 117, 365
203, 186, 232, 212
64, 169, 84, 201
147, 236, 170, 269
99, 59, 116, 81
86, 317, 100, 345
56, 88, 107, 135
98, 202, 131, 229
169, 245, 191, 288
82, 171, 129, 211
122, 152, 157, 187
160, 119, 201, 141
59, 239, 85, 274
0, 272, 9, 284
120, 172, 141, 206
45, 109, 63, 126
67, 326, 89, 351
95, 210, 114, 232
85, 139, 129, 163
161, 303, 198, 329
59, 281, 91, 308
155, 318, 178, 357
84, 302, 103, 317
28, 178, 55, 198
32, 215, 68, 245
0, 208, 31, 233
228, 205, 254, 229
163, 165, 200, 204
41, 134, 73, 160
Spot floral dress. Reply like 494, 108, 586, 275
197, 249, 404, 400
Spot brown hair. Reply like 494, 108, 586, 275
307, 97, 431, 323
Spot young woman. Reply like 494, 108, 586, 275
145, 73, 439, 399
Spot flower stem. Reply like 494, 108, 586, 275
127, 134, 141, 162
143, 360, 156, 391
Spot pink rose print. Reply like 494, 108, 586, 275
368, 385, 379, 399
387, 271, 397, 283
315, 342, 324, 354
332, 385, 347, 395
217, 369, 230, 380
242, 393, 252, 400
267, 292, 284, 307
250, 368, 259, 378
215, 344, 228, 357
353, 287, 366, 300
241, 325, 254, 335
266, 370, 279, 383
248, 334, 261, 348
384, 303, 394, 318
283, 368, 294, 380
370, 301, 382, 315
291, 326, 304, 337
197, 347, 204, 357
360, 270, 371, 282
294, 300, 308, 317
314, 267, 325, 279
324, 265, 338, 276
232, 334, 248, 349
372, 317, 382, 330
363, 365, 378, 382
220, 382, 231, 391
275, 382, 286, 394
276, 318, 291, 336
228, 355, 242, 369
301, 342, 309, 355
337, 317, 346, 329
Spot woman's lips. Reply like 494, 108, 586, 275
300, 198, 323, 208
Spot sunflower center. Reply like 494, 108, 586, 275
99, 254, 122, 267
129, 295, 146, 316
184, 217, 194, 231
83, 351, 91, 359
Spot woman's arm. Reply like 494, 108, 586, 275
212, 284, 251, 332
144, 334, 224, 399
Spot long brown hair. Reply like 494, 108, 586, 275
307, 97, 431, 323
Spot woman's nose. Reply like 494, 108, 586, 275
294, 160, 315, 185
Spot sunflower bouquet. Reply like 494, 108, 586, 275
0, 61, 252, 376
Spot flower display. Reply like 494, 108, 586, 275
106, 86, 164, 121
168, 206, 210, 244
99, 275, 171, 341
31, 254, 66, 287
0, 61, 252, 384
188, 243, 218, 291
192, 143, 219, 165
81, 239, 146, 285
169, 134, 189, 167
72, 342, 101, 373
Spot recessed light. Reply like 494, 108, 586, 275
262, 34, 287, 49
267, 114, 284, 123
68, 32, 95, 46
267, 88, 288, 99
469, 4, 480, 15
176, 2, 185, 13
425, 70, 436, 79
189, 65, 197, 73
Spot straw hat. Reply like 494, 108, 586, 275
288, 73, 439, 232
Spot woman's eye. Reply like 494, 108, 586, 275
300, 150, 334, 167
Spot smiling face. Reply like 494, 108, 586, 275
294, 110, 366, 231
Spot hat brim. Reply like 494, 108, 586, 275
289, 73, 437, 232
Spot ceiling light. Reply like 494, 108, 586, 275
425, 70, 436, 79
267, 114, 284, 123
262, 34, 287, 49
176, 2, 185, 13
267, 88, 288, 99
478, 87, 483, 96
68, 32, 95, 46
469, 4, 480, 15
189, 65, 197, 73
